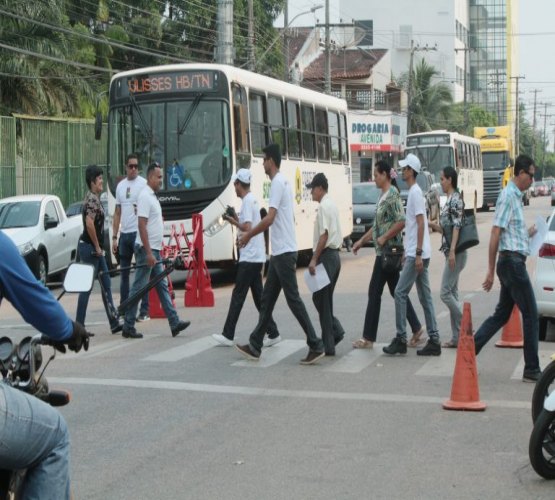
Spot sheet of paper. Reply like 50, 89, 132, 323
303, 263, 331, 293
529, 214, 549, 256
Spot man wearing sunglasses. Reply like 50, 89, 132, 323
474, 154, 540, 383
0, 230, 89, 499
112, 153, 150, 322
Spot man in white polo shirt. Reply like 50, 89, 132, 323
112, 153, 150, 321
306, 172, 345, 356
122, 163, 190, 339
212, 168, 280, 346
383, 153, 441, 356
235, 144, 325, 365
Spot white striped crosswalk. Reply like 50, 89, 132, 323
55, 334, 552, 378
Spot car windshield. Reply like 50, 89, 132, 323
0, 201, 41, 229
353, 184, 380, 204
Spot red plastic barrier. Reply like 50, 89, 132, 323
184, 214, 214, 307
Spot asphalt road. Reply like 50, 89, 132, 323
2, 196, 555, 499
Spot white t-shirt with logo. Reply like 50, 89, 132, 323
115, 176, 147, 233
404, 183, 431, 259
238, 192, 265, 263
268, 172, 297, 256
136, 185, 164, 250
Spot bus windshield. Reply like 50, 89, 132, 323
404, 146, 454, 178
108, 99, 231, 192
482, 151, 510, 171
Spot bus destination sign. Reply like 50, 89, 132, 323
406, 134, 450, 147
125, 71, 217, 96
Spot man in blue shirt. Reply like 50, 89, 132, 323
474, 154, 540, 382
0, 230, 88, 499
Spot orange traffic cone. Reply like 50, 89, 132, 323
148, 274, 176, 319
495, 305, 523, 348
443, 302, 486, 411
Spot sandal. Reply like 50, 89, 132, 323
442, 340, 458, 348
352, 338, 374, 349
408, 327, 425, 347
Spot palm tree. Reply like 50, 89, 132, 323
406, 59, 453, 133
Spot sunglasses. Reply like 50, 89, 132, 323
127, 164, 139, 169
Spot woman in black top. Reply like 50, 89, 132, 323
76, 165, 122, 333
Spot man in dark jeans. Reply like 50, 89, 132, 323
112, 153, 150, 321
474, 154, 540, 382
212, 168, 280, 346
235, 144, 325, 365
306, 173, 345, 356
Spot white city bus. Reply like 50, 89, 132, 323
105, 64, 352, 266
404, 130, 483, 211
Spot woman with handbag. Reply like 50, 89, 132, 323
352, 161, 424, 349
429, 166, 467, 348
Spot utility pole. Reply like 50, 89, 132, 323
215, 0, 234, 65
489, 70, 505, 124
247, 0, 255, 71
324, 0, 331, 94
454, 44, 474, 133
510, 75, 525, 156
284, 1, 289, 80
532, 89, 542, 157
539, 103, 553, 172
406, 41, 438, 135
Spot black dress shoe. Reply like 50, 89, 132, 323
111, 323, 123, 334
122, 329, 143, 339
171, 320, 191, 337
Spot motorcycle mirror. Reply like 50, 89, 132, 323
63, 263, 95, 293
0, 336, 13, 363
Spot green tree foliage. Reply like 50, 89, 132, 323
404, 58, 453, 133
1, 0, 285, 117
446, 102, 498, 136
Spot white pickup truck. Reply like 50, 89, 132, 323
0, 194, 83, 283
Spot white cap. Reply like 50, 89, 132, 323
231, 168, 251, 184
399, 153, 421, 173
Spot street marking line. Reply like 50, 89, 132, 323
415, 349, 457, 376
144, 336, 214, 362
511, 350, 554, 380
463, 293, 475, 300
58, 334, 164, 360
436, 311, 449, 319
324, 343, 387, 373
48, 376, 530, 409
232, 340, 306, 367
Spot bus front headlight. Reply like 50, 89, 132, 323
204, 216, 226, 237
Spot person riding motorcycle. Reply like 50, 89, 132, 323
0, 230, 89, 500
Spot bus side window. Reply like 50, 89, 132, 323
340, 114, 349, 164
249, 92, 268, 155
301, 104, 316, 160
232, 84, 250, 154
315, 108, 330, 162
268, 95, 286, 156
328, 111, 341, 163
286, 100, 302, 159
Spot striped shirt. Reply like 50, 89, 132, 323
493, 180, 529, 255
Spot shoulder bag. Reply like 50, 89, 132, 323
443, 208, 479, 254
379, 190, 404, 273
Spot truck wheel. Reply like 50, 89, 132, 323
38, 255, 48, 285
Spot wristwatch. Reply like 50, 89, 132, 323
112, 236, 118, 240
416, 248, 423, 256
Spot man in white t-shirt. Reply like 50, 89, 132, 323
122, 163, 190, 339
384, 153, 441, 356
112, 153, 150, 321
235, 144, 325, 365
211, 168, 280, 346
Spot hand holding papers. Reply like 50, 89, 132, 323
529, 215, 549, 257
303, 264, 330, 293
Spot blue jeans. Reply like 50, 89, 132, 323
123, 246, 180, 333
395, 257, 439, 341
440, 251, 467, 343
474, 254, 540, 373
76, 241, 119, 329
118, 232, 149, 316
0, 384, 70, 500
248, 252, 323, 355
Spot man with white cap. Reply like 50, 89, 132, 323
212, 168, 281, 346
383, 153, 442, 356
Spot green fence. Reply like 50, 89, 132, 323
2, 115, 108, 207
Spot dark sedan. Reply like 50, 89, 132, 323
351, 182, 380, 244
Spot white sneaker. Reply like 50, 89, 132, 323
211, 334, 234, 346
263, 335, 282, 347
